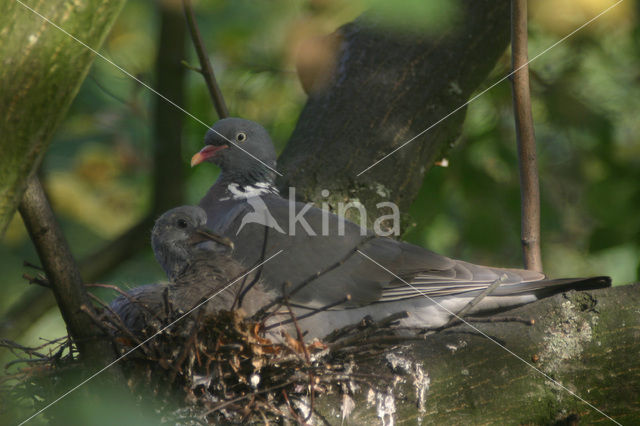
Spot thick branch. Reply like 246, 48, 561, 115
315, 284, 640, 423
511, 0, 542, 272
182, 0, 229, 119
18, 175, 114, 366
278, 0, 511, 229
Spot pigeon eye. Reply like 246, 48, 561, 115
235, 132, 247, 142
176, 219, 188, 229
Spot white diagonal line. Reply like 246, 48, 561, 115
356, 250, 621, 425
14, 0, 282, 177
19, 250, 284, 425
357, 0, 624, 176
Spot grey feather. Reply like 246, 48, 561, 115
109, 206, 274, 337
194, 118, 611, 319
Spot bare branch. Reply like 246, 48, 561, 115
182, 0, 229, 118
18, 175, 116, 367
440, 275, 507, 329
511, 0, 543, 272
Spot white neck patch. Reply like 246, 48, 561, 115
222, 182, 278, 200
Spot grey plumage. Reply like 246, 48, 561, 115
190, 117, 611, 336
109, 206, 273, 337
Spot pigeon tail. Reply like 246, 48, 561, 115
527, 275, 611, 299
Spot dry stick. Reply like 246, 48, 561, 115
327, 311, 409, 351
280, 298, 316, 423
439, 275, 508, 330
182, 0, 229, 118
464, 316, 534, 325
264, 295, 352, 331
85, 293, 147, 351
281, 389, 306, 424
254, 236, 376, 321
85, 283, 163, 323
18, 175, 118, 369
235, 225, 270, 309
22, 273, 50, 288
206, 380, 296, 414
511, 0, 543, 272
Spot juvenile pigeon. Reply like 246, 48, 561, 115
109, 206, 273, 337
190, 118, 610, 337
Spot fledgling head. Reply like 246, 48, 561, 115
190, 117, 277, 184
151, 206, 234, 281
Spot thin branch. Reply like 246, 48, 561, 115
254, 236, 375, 321
235, 225, 270, 310
18, 175, 117, 367
327, 311, 409, 351
22, 273, 50, 288
182, 0, 229, 118
511, 0, 543, 272
264, 295, 351, 331
440, 275, 507, 329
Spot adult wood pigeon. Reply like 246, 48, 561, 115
190, 118, 610, 336
109, 206, 273, 337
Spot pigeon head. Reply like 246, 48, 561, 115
191, 117, 277, 185
151, 206, 234, 281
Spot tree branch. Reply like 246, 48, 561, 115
315, 284, 640, 423
182, 0, 229, 119
278, 0, 512, 230
18, 175, 115, 366
511, 0, 542, 272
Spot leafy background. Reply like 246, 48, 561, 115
1, 0, 638, 381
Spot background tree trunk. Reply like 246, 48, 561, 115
278, 0, 510, 230
0, 0, 127, 236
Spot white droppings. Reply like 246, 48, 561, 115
293, 397, 311, 420
250, 373, 260, 388
28, 34, 38, 45
376, 390, 396, 426
372, 182, 391, 198
385, 353, 412, 373
341, 394, 355, 423
413, 363, 430, 413
385, 353, 430, 419
367, 388, 376, 406
445, 339, 467, 353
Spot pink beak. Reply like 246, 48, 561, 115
190, 144, 228, 167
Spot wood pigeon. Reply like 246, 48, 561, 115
109, 206, 273, 337
190, 118, 610, 337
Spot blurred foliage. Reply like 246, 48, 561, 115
404, 0, 640, 285
1, 1, 639, 420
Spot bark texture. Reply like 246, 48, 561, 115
316, 284, 639, 424
18, 176, 116, 366
0, 0, 127, 236
278, 0, 511, 230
